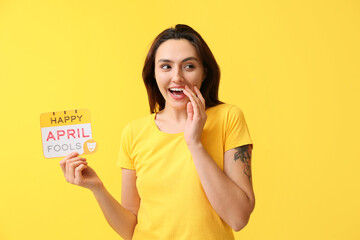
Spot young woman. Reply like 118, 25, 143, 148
60, 24, 255, 240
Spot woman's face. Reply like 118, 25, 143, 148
154, 39, 206, 111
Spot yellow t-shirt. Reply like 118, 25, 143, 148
117, 103, 253, 240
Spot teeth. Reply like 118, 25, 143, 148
169, 88, 184, 92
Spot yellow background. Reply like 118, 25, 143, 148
0, 0, 359, 239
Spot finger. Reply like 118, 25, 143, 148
187, 102, 194, 121
183, 89, 199, 117
67, 156, 87, 162
65, 156, 87, 176
74, 164, 87, 185
184, 85, 201, 108
66, 159, 88, 183
191, 86, 207, 120
183, 87, 200, 117
193, 86, 205, 107
186, 85, 204, 109
67, 160, 88, 183
59, 152, 79, 173
185, 85, 198, 99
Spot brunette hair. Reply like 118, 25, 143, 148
142, 24, 223, 113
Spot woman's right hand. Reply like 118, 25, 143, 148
59, 152, 103, 191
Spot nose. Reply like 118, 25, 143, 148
171, 66, 184, 83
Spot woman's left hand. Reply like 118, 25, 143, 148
183, 85, 207, 147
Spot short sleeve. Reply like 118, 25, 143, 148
224, 105, 253, 152
117, 124, 135, 170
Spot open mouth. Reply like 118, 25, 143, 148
169, 88, 184, 96
169, 87, 186, 100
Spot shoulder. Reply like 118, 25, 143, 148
121, 114, 154, 136
126, 114, 153, 128
206, 103, 245, 120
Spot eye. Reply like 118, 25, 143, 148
184, 64, 195, 69
161, 64, 171, 70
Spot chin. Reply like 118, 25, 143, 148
167, 101, 188, 110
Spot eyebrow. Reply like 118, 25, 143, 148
157, 57, 199, 63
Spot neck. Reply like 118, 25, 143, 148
160, 104, 188, 124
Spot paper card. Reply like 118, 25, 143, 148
40, 109, 97, 158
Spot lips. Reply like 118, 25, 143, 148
168, 87, 186, 100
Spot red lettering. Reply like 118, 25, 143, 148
57, 130, 65, 140
82, 128, 90, 138
67, 129, 76, 139
46, 131, 56, 141
46, 128, 90, 141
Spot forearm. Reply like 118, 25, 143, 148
188, 143, 254, 231
91, 185, 137, 240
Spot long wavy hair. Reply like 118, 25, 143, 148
142, 24, 223, 113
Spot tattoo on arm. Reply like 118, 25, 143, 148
234, 145, 252, 181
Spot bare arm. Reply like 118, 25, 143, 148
59, 152, 138, 240
182, 86, 255, 231
188, 144, 255, 231
91, 185, 136, 240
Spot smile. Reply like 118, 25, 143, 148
169, 88, 186, 100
